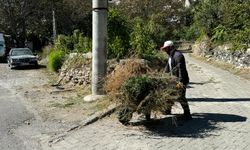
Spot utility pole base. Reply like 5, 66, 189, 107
84, 95, 106, 102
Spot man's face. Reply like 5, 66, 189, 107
161, 46, 171, 53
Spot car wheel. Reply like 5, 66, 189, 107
34, 62, 39, 68
8, 63, 14, 69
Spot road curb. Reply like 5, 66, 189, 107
48, 104, 119, 145
68, 104, 119, 131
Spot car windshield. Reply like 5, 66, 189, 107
11, 49, 32, 56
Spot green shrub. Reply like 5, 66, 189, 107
230, 28, 250, 51
108, 8, 131, 59
117, 74, 180, 124
75, 35, 92, 53
54, 30, 92, 54
122, 76, 151, 104
48, 50, 66, 72
146, 14, 168, 47
142, 51, 167, 71
108, 36, 126, 59
192, 0, 250, 50
55, 35, 73, 53
130, 18, 157, 58
211, 25, 228, 44
73, 29, 92, 53
193, 0, 222, 37
173, 25, 200, 41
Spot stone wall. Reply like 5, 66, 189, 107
60, 67, 91, 86
58, 53, 121, 87
192, 40, 250, 68
59, 53, 92, 86
213, 46, 250, 68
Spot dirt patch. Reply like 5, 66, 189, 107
16, 68, 111, 125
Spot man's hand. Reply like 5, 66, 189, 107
176, 82, 184, 89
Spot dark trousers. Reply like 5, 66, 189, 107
178, 86, 191, 114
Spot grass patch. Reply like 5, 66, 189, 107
40, 68, 60, 86
49, 85, 110, 115
84, 98, 111, 113
50, 102, 75, 108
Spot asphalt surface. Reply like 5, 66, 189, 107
0, 86, 33, 150
0, 63, 40, 150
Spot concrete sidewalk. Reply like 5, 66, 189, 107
45, 55, 250, 150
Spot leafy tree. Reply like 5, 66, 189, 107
130, 18, 157, 58
0, 0, 92, 49
107, 8, 131, 59
54, 0, 92, 36
222, 0, 250, 30
116, 0, 186, 41
193, 0, 250, 49
73, 30, 92, 53
0, 0, 40, 47
211, 25, 228, 43
193, 0, 223, 38
54, 30, 91, 53
118, 0, 184, 20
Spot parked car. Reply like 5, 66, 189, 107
7, 48, 38, 69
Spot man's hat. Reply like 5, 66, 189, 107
161, 40, 174, 49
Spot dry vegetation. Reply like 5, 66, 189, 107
104, 59, 150, 100
104, 59, 181, 124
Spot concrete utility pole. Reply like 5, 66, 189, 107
52, 10, 57, 41
52, 0, 57, 42
91, 0, 108, 95
185, 0, 191, 8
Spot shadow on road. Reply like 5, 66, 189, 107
130, 113, 247, 138
188, 98, 250, 102
11, 64, 46, 70
187, 80, 221, 88
0, 60, 7, 63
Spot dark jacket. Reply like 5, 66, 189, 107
165, 49, 189, 85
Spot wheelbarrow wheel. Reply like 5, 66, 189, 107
117, 107, 134, 125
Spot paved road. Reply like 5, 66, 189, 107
0, 85, 32, 150
0, 64, 42, 150
48, 55, 250, 150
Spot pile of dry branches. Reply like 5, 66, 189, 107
104, 59, 181, 124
